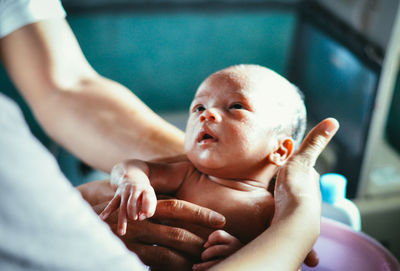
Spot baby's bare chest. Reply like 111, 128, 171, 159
175, 174, 274, 243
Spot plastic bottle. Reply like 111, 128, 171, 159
320, 173, 361, 231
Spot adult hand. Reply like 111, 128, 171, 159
94, 199, 226, 271
208, 118, 339, 271
273, 118, 340, 268
273, 118, 339, 222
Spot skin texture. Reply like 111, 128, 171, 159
209, 118, 339, 271
0, 18, 184, 173
85, 194, 227, 271
185, 67, 292, 180
81, 118, 338, 270
100, 65, 310, 269
78, 179, 228, 270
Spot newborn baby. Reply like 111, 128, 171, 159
101, 64, 307, 269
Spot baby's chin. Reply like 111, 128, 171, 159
191, 156, 220, 170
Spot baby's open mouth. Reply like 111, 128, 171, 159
202, 134, 214, 140
197, 130, 217, 143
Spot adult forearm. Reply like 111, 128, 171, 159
34, 75, 185, 172
0, 19, 184, 173
211, 205, 319, 271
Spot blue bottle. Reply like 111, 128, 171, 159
320, 173, 361, 231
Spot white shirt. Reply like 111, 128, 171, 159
0, 94, 147, 271
0, 1, 147, 269
0, 0, 66, 38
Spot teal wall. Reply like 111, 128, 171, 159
68, 10, 296, 112
0, 9, 297, 184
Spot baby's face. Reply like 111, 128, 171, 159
184, 68, 284, 178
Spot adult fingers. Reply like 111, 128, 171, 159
121, 220, 205, 258
201, 245, 234, 261
154, 199, 225, 229
126, 243, 193, 271
92, 201, 109, 215
193, 259, 222, 271
99, 200, 207, 258
295, 118, 339, 167
155, 220, 214, 241
304, 249, 319, 267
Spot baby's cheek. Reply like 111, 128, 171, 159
184, 130, 196, 152
235, 125, 258, 145
250, 123, 276, 147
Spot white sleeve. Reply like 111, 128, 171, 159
0, 93, 147, 270
0, 0, 66, 38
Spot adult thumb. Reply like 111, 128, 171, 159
294, 118, 339, 167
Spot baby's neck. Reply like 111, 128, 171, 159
193, 158, 278, 191
206, 172, 274, 192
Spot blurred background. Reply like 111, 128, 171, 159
1, 0, 399, 261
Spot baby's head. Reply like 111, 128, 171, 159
184, 64, 306, 180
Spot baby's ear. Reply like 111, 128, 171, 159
267, 138, 294, 166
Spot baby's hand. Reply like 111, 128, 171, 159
192, 230, 243, 271
99, 165, 156, 236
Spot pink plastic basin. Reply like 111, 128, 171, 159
302, 217, 400, 271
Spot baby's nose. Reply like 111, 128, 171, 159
200, 108, 221, 122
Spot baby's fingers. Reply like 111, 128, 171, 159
204, 230, 239, 248
193, 259, 221, 271
117, 191, 129, 236
138, 188, 157, 221
127, 190, 142, 221
201, 245, 236, 261
99, 194, 121, 220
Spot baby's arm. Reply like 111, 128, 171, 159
100, 159, 191, 235
192, 230, 243, 271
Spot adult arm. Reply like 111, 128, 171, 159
211, 118, 339, 271
0, 18, 184, 173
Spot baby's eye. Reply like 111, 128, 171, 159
229, 103, 245, 110
194, 105, 206, 112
